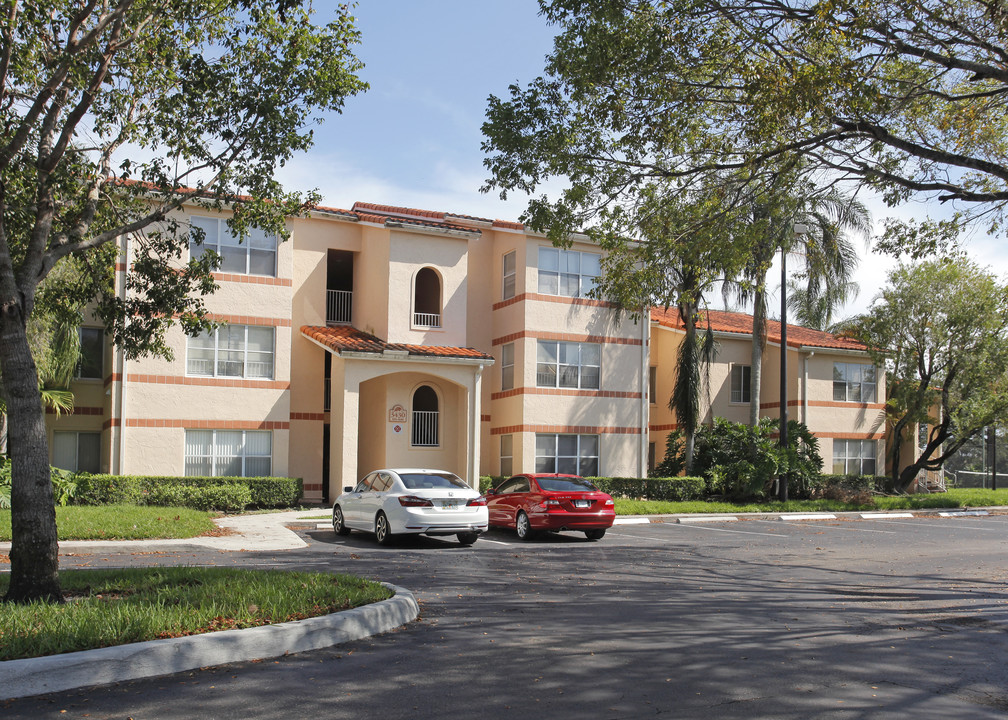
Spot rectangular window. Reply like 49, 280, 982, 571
502, 251, 516, 300
189, 215, 277, 277
500, 434, 513, 477
730, 364, 752, 404
648, 366, 657, 404
536, 341, 600, 390
185, 429, 272, 477
52, 431, 101, 473
501, 342, 515, 391
535, 434, 599, 477
186, 325, 275, 379
832, 439, 877, 476
76, 327, 104, 379
537, 247, 600, 298
648, 442, 656, 472
833, 362, 877, 403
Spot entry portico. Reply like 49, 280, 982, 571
302, 326, 495, 498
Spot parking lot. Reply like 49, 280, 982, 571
5, 513, 1008, 719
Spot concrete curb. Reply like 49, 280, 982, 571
0, 583, 419, 701
624, 506, 1008, 525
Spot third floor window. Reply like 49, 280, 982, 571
189, 215, 277, 277
537, 247, 600, 298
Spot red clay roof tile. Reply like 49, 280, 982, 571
302, 325, 494, 361
650, 306, 867, 351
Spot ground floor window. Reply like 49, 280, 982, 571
185, 429, 272, 477
832, 439, 877, 476
52, 431, 100, 473
500, 434, 513, 477
535, 433, 599, 477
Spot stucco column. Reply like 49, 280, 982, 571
467, 364, 484, 488
330, 366, 360, 497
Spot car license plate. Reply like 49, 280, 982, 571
574, 500, 591, 508
441, 500, 459, 510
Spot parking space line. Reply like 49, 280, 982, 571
751, 519, 898, 534
665, 523, 784, 537
870, 518, 1007, 533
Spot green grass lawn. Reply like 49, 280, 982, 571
0, 504, 217, 542
613, 487, 1008, 516
0, 567, 392, 660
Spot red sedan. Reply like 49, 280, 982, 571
486, 474, 615, 541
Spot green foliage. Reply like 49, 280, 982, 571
855, 257, 1008, 490
589, 476, 707, 501
72, 475, 303, 511
661, 417, 824, 500
0, 458, 75, 508
0, 505, 216, 542
0, 457, 9, 509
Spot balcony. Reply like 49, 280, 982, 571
413, 312, 441, 329
327, 289, 352, 325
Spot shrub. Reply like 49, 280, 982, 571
588, 476, 706, 501
1, 457, 77, 507
72, 474, 302, 510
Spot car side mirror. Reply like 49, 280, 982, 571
344, 486, 353, 493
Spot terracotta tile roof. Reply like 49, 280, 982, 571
492, 219, 525, 230
650, 306, 867, 351
302, 325, 495, 361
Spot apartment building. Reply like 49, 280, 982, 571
46, 200, 883, 501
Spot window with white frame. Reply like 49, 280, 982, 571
535, 433, 599, 477
832, 439, 877, 475
186, 325, 275, 379
537, 247, 600, 298
189, 215, 277, 277
501, 342, 515, 391
185, 429, 272, 477
411, 385, 439, 447
77, 327, 104, 379
730, 364, 752, 404
52, 431, 101, 473
833, 362, 877, 403
500, 434, 513, 477
502, 250, 516, 300
536, 341, 600, 389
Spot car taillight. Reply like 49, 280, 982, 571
604, 498, 614, 506
539, 498, 561, 509
466, 496, 487, 507
398, 495, 434, 507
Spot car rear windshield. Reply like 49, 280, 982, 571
537, 477, 598, 492
399, 472, 470, 490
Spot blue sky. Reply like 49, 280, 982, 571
276, 1, 1008, 319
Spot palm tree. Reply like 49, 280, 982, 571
728, 185, 870, 426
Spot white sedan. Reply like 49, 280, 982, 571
332, 468, 488, 546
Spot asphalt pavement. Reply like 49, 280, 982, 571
2, 508, 1007, 719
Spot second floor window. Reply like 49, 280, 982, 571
187, 325, 275, 379
189, 215, 277, 277
833, 362, 876, 403
731, 364, 751, 404
77, 327, 104, 379
536, 341, 600, 389
501, 342, 515, 390
537, 247, 600, 298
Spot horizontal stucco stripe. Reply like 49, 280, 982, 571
491, 330, 642, 347
124, 419, 289, 430
490, 424, 641, 435
491, 387, 642, 401
492, 292, 618, 312
128, 374, 290, 390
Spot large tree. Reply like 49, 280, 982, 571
857, 258, 1008, 492
0, 1, 366, 603
485, 1, 1008, 255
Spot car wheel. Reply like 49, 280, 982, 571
375, 512, 393, 546
457, 532, 479, 546
332, 506, 351, 536
585, 528, 606, 541
516, 510, 533, 541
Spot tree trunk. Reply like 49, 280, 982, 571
749, 289, 767, 427
0, 305, 62, 603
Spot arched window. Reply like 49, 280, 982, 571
411, 385, 439, 447
413, 268, 441, 328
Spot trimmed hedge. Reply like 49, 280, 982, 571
72, 474, 303, 511
812, 474, 889, 497
479, 474, 707, 501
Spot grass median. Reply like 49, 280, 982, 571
613, 487, 1008, 516
0, 567, 393, 661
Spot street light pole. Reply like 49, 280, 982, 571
778, 244, 789, 502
